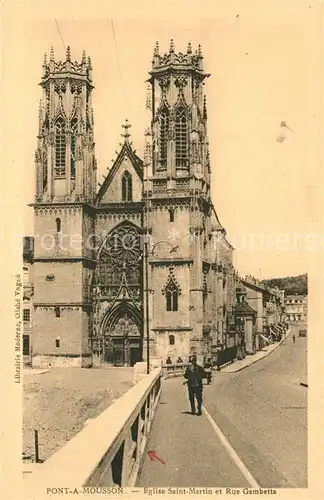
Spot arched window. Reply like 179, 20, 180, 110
159, 109, 169, 166
121, 171, 132, 202
166, 281, 179, 312
98, 223, 141, 288
55, 118, 66, 178
169, 335, 175, 345
169, 209, 174, 222
175, 107, 188, 167
56, 218, 61, 232
70, 118, 77, 179
43, 164, 48, 191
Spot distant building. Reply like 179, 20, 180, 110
285, 295, 307, 323
240, 276, 285, 351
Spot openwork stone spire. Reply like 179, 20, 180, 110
121, 119, 131, 143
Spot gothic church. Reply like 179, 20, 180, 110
31, 41, 236, 368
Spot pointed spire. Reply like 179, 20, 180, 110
50, 46, 55, 62
169, 39, 175, 53
42, 53, 48, 77
87, 56, 92, 69
145, 84, 152, 110
154, 41, 159, 56
203, 95, 207, 120
187, 42, 192, 54
66, 45, 71, 61
38, 99, 43, 134
198, 44, 202, 57
82, 49, 86, 64
121, 119, 131, 143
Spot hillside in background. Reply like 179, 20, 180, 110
261, 274, 308, 296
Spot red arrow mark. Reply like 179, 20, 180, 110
148, 450, 166, 464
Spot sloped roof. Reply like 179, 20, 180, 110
234, 301, 257, 316
242, 278, 268, 294
211, 204, 234, 249
285, 294, 307, 301
95, 140, 143, 205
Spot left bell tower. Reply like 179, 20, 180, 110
32, 47, 97, 368
35, 46, 96, 203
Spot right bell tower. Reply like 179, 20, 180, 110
145, 40, 216, 364
149, 39, 211, 186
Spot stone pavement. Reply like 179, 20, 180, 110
220, 329, 291, 373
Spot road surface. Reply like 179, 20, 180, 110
138, 328, 307, 488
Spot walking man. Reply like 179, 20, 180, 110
183, 355, 207, 416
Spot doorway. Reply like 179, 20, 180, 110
130, 346, 142, 366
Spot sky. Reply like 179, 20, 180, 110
2, 0, 323, 279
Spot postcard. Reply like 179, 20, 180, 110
1, 1, 323, 500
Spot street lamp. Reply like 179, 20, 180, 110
143, 239, 179, 374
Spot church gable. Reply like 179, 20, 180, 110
96, 138, 143, 206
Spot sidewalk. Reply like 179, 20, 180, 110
137, 378, 249, 487
221, 329, 291, 374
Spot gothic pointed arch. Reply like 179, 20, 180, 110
100, 299, 142, 337
158, 105, 169, 167
173, 84, 188, 111
70, 117, 78, 179
121, 170, 132, 202
53, 93, 67, 123
174, 104, 189, 168
162, 267, 182, 312
54, 116, 66, 178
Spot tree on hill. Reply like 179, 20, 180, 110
261, 274, 307, 296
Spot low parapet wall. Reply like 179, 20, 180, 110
162, 362, 189, 378
23, 368, 162, 496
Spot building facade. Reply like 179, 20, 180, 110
285, 295, 307, 323
23, 237, 34, 364
28, 42, 238, 368
240, 276, 285, 351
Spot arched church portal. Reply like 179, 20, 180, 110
93, 222, 143, 367
101, 302, 142, 366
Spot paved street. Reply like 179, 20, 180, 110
138, 327, 307, 488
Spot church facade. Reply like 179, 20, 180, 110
30, 42, 237, 368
